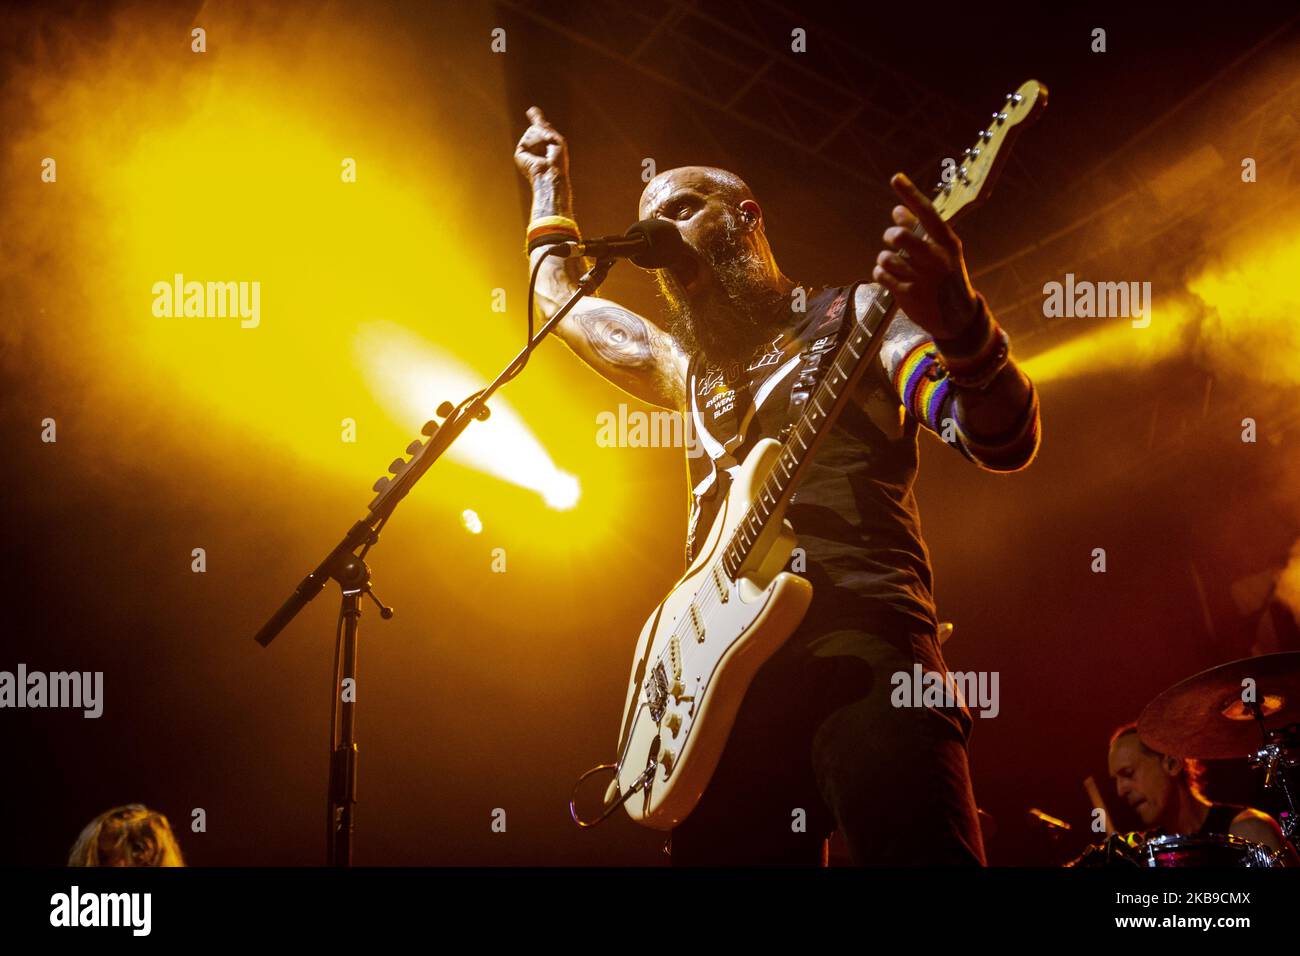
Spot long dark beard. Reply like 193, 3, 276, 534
656, 219, 789, 365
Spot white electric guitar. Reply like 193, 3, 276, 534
601, 80, 1047, 829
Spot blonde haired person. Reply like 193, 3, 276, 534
67, 804, 185, 867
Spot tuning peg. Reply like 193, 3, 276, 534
388, 457, 407, 475
421, 420, 438, 436
372, 475, 390, 493
436, 401, 454, 418
406, 440, 423, 455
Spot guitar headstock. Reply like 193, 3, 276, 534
931, 79, 1048, 224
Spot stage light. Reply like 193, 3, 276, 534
8, 6, 590, 525
1021, 230, 1300, 387
542, 473, 581, 511
357, 321, 580, 510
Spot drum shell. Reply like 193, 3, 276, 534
1138, 833, 1281, 868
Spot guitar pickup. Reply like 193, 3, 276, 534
688, 604, 705, 643
712, 565, 729, 603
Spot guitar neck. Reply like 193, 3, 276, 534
712, 76, 1049, 579
720, 284, 901, 578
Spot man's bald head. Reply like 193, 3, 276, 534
638, 166, 757, 223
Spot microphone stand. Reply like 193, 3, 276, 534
253, 252, 617, 866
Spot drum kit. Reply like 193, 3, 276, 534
1070, 652, 1300, 868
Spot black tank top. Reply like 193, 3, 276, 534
682, 284, 938, 633
1195, 803, 1245, 837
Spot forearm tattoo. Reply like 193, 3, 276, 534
529, 173, 573, 222
879, 312, 930, 378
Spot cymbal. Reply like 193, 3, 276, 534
1138, 652, 1300, 759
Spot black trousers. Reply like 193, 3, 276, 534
666, 608, 986, 866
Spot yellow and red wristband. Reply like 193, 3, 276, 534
526, 215, 581, 255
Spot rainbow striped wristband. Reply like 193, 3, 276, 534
893, 342, 952, 431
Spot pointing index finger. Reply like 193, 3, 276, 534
890, 172, 949, 242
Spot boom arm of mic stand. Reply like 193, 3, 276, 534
252, 253, 616, 647
252, 520, 375, 647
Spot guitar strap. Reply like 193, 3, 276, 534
784, 281, 864, 432
683, 283, 864, 565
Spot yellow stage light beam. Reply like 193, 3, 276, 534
358, 321, 580, 509
1021, 230, 1300, 387
1018, 297, 1193, 384
1186, 230, 1300, 388
7, 3, 585, 515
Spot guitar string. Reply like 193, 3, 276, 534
673, 290, 889, 638
658, 297, 888, 700
645, 290, 908, 776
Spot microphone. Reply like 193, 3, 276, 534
549, 219, 687, 269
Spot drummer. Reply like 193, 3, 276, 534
1107, 722, 1296, 862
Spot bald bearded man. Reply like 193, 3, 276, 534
516, 106, 1040, 865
